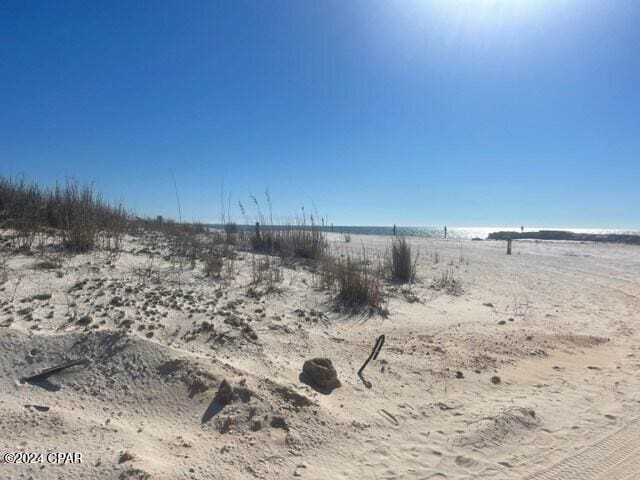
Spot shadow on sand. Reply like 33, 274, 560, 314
201, 397, 227, 424
298, 372, 339, 396
22, 377, 61, 392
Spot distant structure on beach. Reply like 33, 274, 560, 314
488, 230, 640, 245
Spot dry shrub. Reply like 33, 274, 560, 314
250, 254, 282, 290
431, 268, 463, 296
224, 222, 238, 245
248, 201, 327, 260
203, 245, 235, 280
0, 250, 8, 284
0, 177, 129, 253
33, 256, 63, 271
139, 218, 206, 240
252, 225, 327, 260
132, 258, 163, 285
146, 225, 237, 280
389, 237, 417, 283
204, 251, 223, 278
319, 248, 385, 311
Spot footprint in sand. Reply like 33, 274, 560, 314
454, 455, 476, 468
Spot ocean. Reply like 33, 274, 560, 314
325, 226, 640, 240
211, 224, 640, 240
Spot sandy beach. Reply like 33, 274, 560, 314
3, 1, 639, 478
2, 230, 639, 480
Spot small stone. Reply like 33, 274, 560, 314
455, 371, 464, 379
250, 420, 263, 432
270, 415, 288, 430
32, 293, 52, 301
302, 358, 340, 391
118, 451, 134, 464
110, 296, 124, 307
218, 415, 236, 434
491, 375, 501, 385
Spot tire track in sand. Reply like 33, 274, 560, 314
526, 417, 640, 480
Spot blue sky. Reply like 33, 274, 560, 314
1, 1, 639, 227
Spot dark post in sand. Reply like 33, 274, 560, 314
507, 238, 512, 255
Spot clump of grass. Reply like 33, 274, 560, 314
132, 257, 163, 285
0, 250, 8, 284
249, 207, 327, 260
267, 226, 327, 259
203, 245, 235, 280
250, 254, 282, 290
388, 237, 417, 283
60, 183, 100, 252
138, 221, 237, 280
203, 250, 223, 278
318, 248, 386, 312
431, 268, 463, 296
224, 222, 238, 245
33, 256, 63, 271
0, 177, 129, 253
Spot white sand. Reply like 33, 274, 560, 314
1, 231, 639, 479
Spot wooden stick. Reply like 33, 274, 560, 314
20, 358, 89, 383
358, 335, 385, 388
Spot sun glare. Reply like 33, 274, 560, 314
419, 0, 560, 21
424, 0, 567, 30
376, 0, 579, 56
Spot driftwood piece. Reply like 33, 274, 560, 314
20, 358, 90, 383
378, 408, 399, 426
358, 335, 385, 389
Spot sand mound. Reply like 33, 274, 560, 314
0, 328, 330, 478
456, 407, 541, 449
